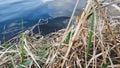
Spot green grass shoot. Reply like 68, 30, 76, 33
63, 31, 74, 44
102, 61, 111, 68
21, 19, 25, 62
86, 12, 94, 61
63, 32, 71, 44
17, 59, 33, 68
39, 44, 50, 59
3, 25, 7, 46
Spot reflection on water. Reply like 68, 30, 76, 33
0, 0, 86, 42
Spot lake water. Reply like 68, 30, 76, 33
0, 0, 86, 43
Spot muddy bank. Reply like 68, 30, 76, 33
0, 16, 70, 44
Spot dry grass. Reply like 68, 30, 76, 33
0, 0, 120, 68
44, 0, 120, 68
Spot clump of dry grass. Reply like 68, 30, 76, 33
44, 0, 120, 68
0, 0, 120, 68
0, 31, 53, 68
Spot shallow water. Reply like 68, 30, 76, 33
0, 0, 86, 43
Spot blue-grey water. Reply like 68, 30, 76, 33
0, 0, 86, 43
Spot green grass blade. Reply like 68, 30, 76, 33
21, 19, 25, 62
102, 62, 111, 68
17, 59, 33, 68
63, 32, 71, 44
86, 12, 94, 60
3, 25, 7, 46
63, 31, 74, 44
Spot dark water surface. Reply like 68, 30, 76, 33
0, 0, 86, 43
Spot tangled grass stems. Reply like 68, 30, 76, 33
0, 0, 120, 68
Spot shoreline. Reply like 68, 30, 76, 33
0, 16, 70, 45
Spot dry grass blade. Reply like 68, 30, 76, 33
0, 45, 14, 58
24, 37, 41, 68
62, 0, 80, 43
101, 1, 120, 8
